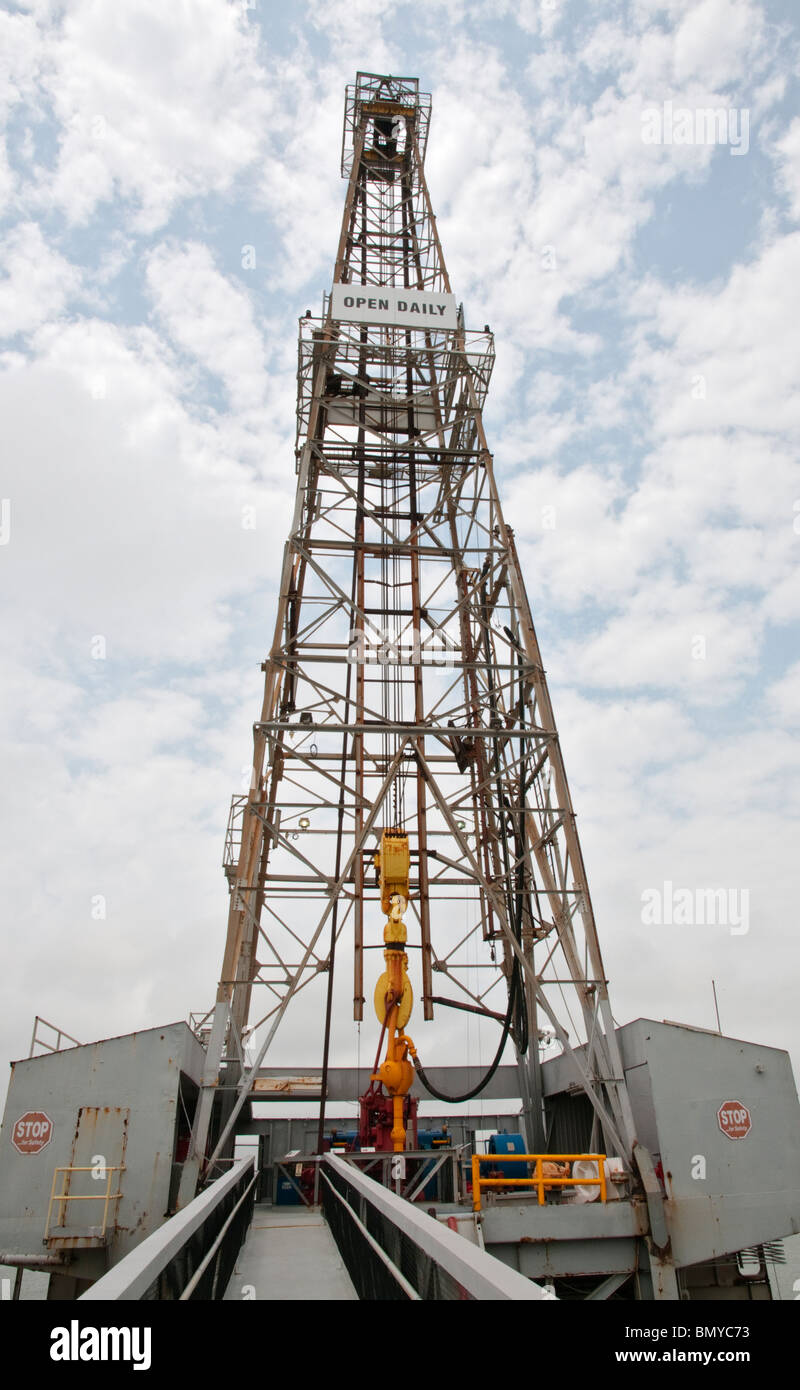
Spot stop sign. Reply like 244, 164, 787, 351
717, 1100, 751, 1140
11, 1111, 54, 1155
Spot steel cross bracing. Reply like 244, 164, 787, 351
181, 73, 637, 1196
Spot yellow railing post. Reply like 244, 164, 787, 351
102, 1167, 112, 1234
468, 1153, 608, 1208
43, 1166, 126, 1242
45, 1167, 60, 1239
471, 1154, 481, 1211
535, 1157, 544, 1205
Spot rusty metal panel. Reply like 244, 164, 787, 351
252, 1076, 322, 1097
43, 1106, 131, 1245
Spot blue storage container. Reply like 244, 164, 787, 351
417, 1128, 450, 1151
275, 1176, 303, 1205
325, 1129, 358, 1153
487, 1131, 526, 1179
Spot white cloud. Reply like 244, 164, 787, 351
629, 233, 800, 439
145, 241, 268, 412
35, 0, 273, 228
0, 6, 45, 211
766, 660, 800, 726
0, 315, 292, 665
0, 221, 82, 335
672, 0, 766, 89
501, 229, 798, 694
555, 586, 761, 699
774, 116, 800, 222
418, 5, 778, 374
550, 683, 800, 1059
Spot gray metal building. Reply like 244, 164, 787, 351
478, 1018, 800, 1297
0, 1022, 204, 1297
1, 1015, 798, 1299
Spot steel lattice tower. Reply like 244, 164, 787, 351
181, 73, 637, 1197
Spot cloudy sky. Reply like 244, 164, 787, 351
1, 0, 799, 1101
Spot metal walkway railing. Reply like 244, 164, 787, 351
79, 1158, 257, 1301
471, 1152, 608, 1210
77, 1152, 554, 1301
320, 1153, 553, 1300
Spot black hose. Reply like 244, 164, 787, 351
480, 581, 528, 1056
511, 625, 529, 1055
416, 594, 533, 1105
413, 981, 515, 1103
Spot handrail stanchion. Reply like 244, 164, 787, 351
470, 1152, 609, 1211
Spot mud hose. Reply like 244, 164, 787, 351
480, 582, 529, 1057
412, 985, 516, 1103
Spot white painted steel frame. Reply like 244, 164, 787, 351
323, 1153, 551, 1300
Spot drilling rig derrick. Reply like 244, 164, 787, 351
179, 71, 638, 1207
3, 70, 800, 1311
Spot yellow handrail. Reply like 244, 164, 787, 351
45, 1165, 126, 1241
471, 1152, 607, 1212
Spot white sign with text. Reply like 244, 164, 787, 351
331, 282, 458, 330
